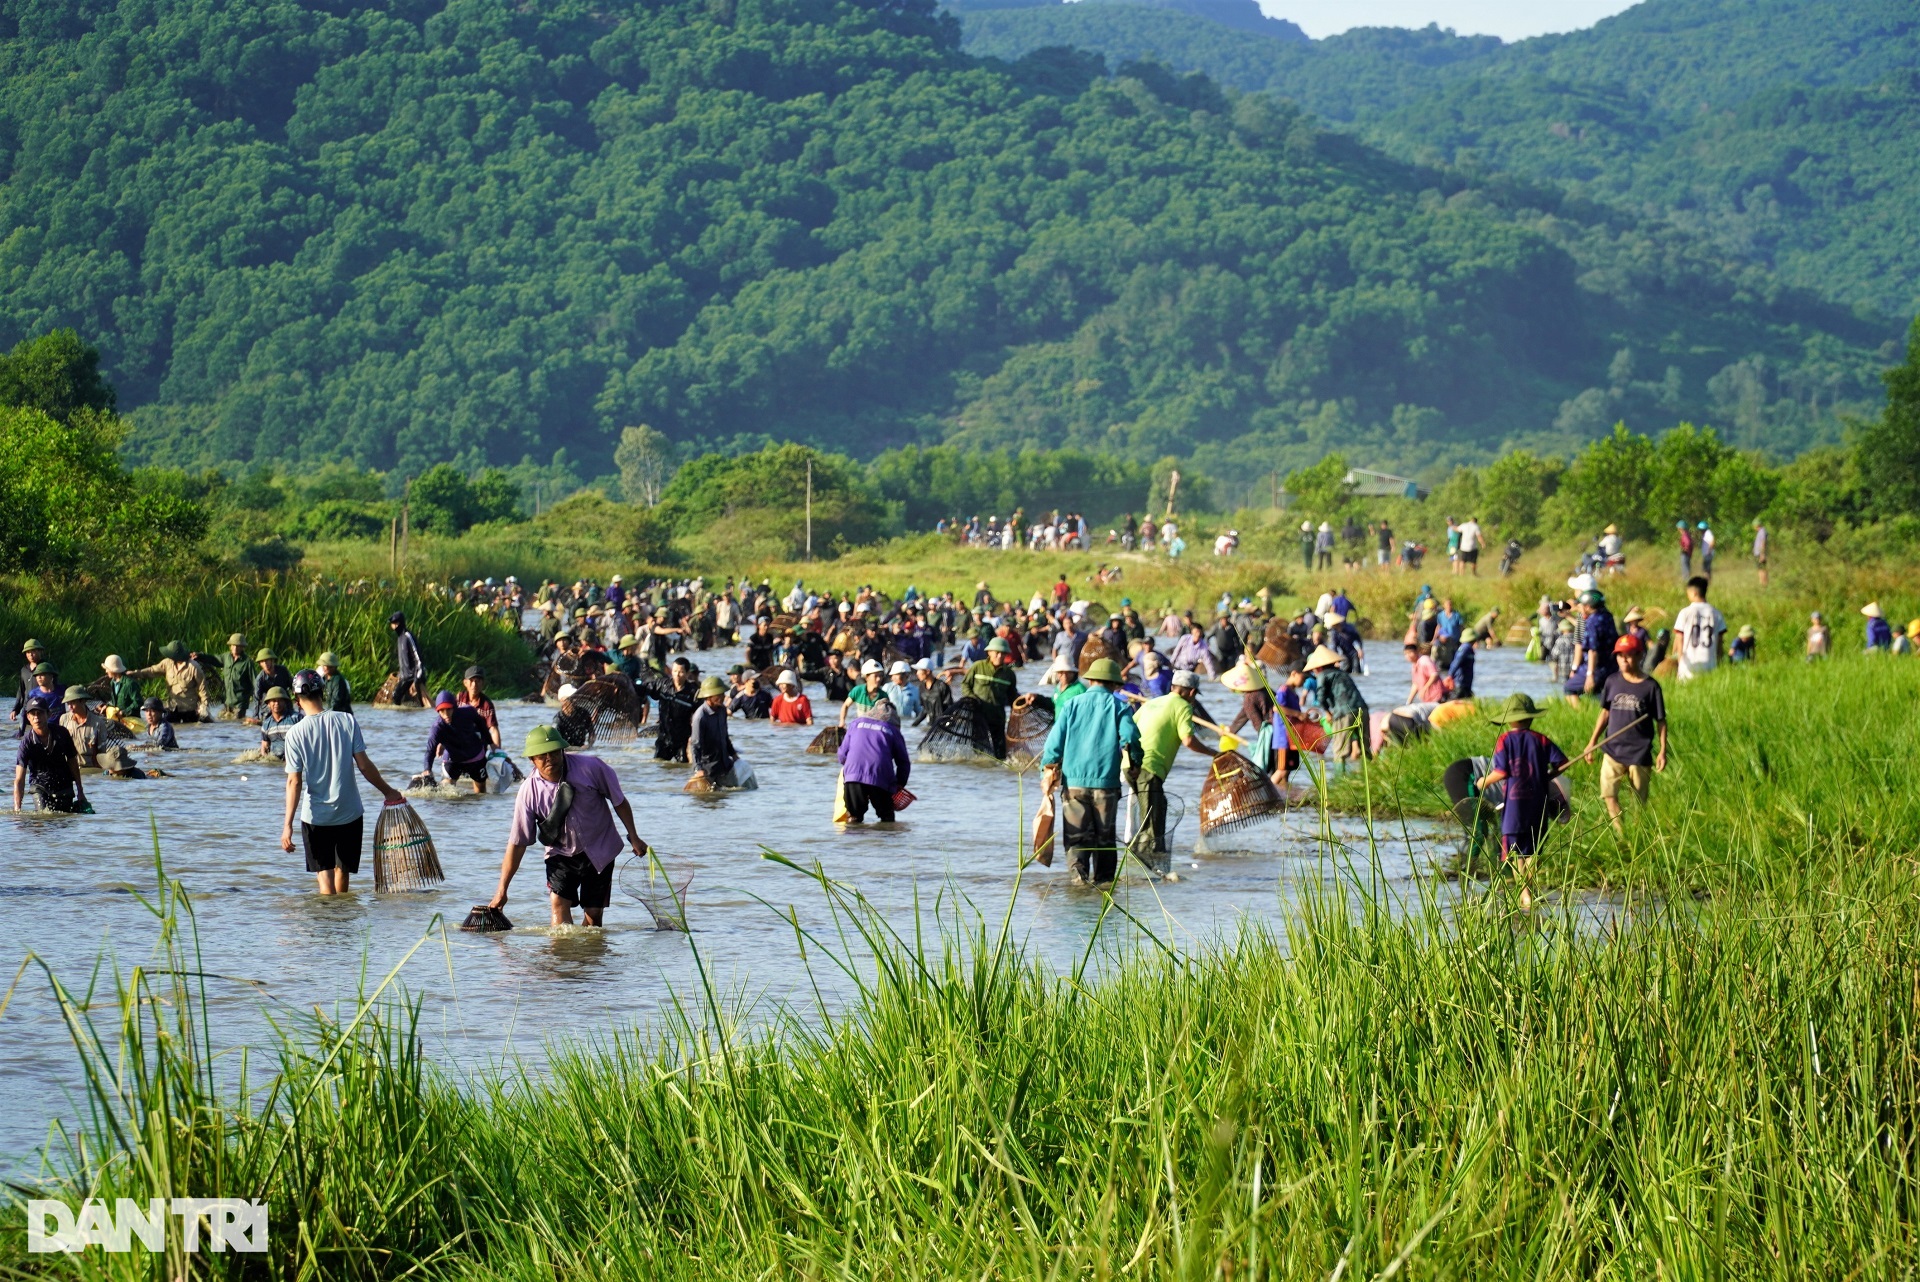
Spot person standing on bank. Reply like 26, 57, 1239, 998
1040, 658, 1142, 885
390, 612, 425, 706
280, 670, 404, 895
488, 724, 650, 927
1581, 634, 1667, 833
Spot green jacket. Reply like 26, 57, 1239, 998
322, 672, 353, 714
1040, 688, 1140, 791
219, 653, 252, 713
963, 659, 1015, 709
107, 674, 143, 713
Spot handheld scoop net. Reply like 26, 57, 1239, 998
916, 696, 1002, 764
1197, 750, 1286, 836
372, 800, 445, 891
1005, 693, 1055, 767
620, 859, 692, 931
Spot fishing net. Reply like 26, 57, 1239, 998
1005, 693, 1055, 767
917, 696, 1002, 763
1120, 788, 1189, 877
372, 800, 445, 892
574, 677, 649, 743
460, 905, 514, 932
1197, 750, 1287, 836
805, 724, 845, 755
619, 858, 692, 931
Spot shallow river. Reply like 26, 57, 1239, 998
1, 635, 1563, 1169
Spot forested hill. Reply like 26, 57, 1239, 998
0, 0, 1893, 481
959, 0, 1920, 321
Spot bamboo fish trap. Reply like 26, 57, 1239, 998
372, 800, 445, 892
1197, 750, 1286, 836
805, 724, 846, 754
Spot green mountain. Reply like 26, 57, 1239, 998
0, 0, 1893, 482
959, 0, 1920, 320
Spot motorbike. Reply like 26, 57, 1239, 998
1499, 538, 1523, 576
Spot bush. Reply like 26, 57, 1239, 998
282, 500, 391, 543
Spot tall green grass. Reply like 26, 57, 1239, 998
0, 577, 536, 696
3, 658, 1917, 1277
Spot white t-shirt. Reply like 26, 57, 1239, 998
1457, 520, 1481, 553
1673, 601, 1725, 675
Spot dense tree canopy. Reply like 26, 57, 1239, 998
961, 0, 1920, 321
0, 0, 1894, 481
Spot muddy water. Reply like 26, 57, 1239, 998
0, 637, 1562, 1168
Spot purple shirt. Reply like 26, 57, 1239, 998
1491, 728, 1567, 837
508, 753, 629, 871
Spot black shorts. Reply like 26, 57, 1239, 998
302, 817, 364, 874
445, 757, 488, 783
1460, 547, 1479, 564
545, 852, 614, 908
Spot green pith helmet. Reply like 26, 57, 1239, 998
1083, 658, 1122, 684
697, 676, 727, 699
985, 638, 1010, 655
1487, 692, 1543, 725
317, 651, 340, 668
228, 632, 247, 648
21, 638, 45, 652
524, 724, 566, 757
255, 648, 277, 662
62, 685, 91, 704
263, 686, 290, 702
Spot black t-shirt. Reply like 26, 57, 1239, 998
1599, 672, 1665, 767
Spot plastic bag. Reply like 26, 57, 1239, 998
1250, 722, 1276, 775
1031, 782, 1056, 867
833, 771, 852, 824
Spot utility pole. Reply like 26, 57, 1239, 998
805, 456, 813, 563
399, 476, 411, 577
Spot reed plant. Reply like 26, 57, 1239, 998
3, 659, 1917, 1277
0, 576, 536, 696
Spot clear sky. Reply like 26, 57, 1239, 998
1268, 0, 1639, 41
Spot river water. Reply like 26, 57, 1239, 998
0, 633, 1563, 1170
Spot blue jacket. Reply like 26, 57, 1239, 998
838, 715, 911, 790
1040, 686, 1141, 790
1447, 641, 1475, 698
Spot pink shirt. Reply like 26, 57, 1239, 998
1410, 655, 1444, 703
508, 753, 628, 871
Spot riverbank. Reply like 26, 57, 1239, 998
4, 794, 1914, 1276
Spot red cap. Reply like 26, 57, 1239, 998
1612, 634, 1643, 655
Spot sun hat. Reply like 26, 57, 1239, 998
101, 654, 126, 674
1302, 645, 1342, 671
1084, 658, 1122, 684
1861, 602, 1883, 618
1488, 693, 1544, 724
556, 683, 578, 700
62, 685, 91, 704
292, 669, 324, 697
889, 660, 911, 676
697, 676, 727, 698
860, 659, 884, 676
434, 690, 456, 708
1622, 606, 1645, 623
1049, 655, 1075, 675
1221, 659, 1265, 693
775, 670, 798, 687
524, 724, 566, 757
912, 658, 932, 671
160, 640, 187, 661
986, 638, 1011, 655
1739, 625, 1756, 639
1171, 670, 1199, 690
1603, 524, 1618, 534
263, 686, 290, 702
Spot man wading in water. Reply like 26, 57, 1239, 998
12, 699, 87, 812
280, 670, 405, 894
489, 724, 650, 927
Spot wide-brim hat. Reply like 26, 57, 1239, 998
1622, 606, 1645, 623
1488, 693, 1543, 724
1220, 660, 1267, 693
1603, 524, 1618, 534
1302, 645, 1342, 672
102, 654, 127, 674
1861, 602, 1883, 618
1083, 657, 1122, 684
697, 676, 727, 698
524, 724, 566, 756
160, 640, 187, 661
775, 670, 798, 687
